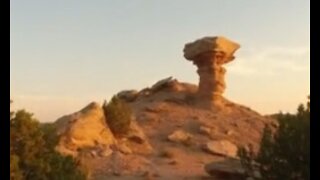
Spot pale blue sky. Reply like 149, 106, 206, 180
10, 0, 310, 122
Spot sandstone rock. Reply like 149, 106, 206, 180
99, 147, 113, 157
168, 129, 193, 143
55, 102, 116, 157
226, 130, 234, 136
168, 159, 178, 165
117, 90, 139, 102
139, 88, 152, 96
124, 121, 153, 154
90, 150, 98, 158
183, 36, 240, 62
204, 158, 245, 178
183, 36, 240, 108
145, 106, 162, 113
199, 126, 212, 135
203, 140, 238, 158
117, 143, 133, 155
127, 121, 147, 144
167, 80, 184, 92
151, 77, 174, 92
159, 148, 176, 158
129, 136, 145, 144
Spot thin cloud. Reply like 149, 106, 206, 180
228, 46, 310, 76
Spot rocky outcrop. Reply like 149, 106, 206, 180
117, 90, 139, 102
167, 129, 193, 144
204, 158, 245, 179
151, 77, 173, 91
183, 36, 240, 108
117, 143, 133, 155
150, 76, 183, 92
203, 140, 238, 158
55, 102, 116, 157
122, 121, 153, 155
50, 36, 278, 179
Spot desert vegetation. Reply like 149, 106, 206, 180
10, 101, 86, 180
103, 96, 133, 137
238, 97, 310, 180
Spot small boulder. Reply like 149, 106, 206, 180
226, 130, 234, 136
117, 143, 132, 155
168, 129, 193, 143
203, 140, 238, 158
126, 121, 147, 144
124, 121, 153, 154
168, 160, 178, 165
139, 88, 152, 97
204, 158, 245, 179
117, 90, 139, 102
99, 148, 113, 157
159, 148, 176, 159
151, 77, 174, 92
199, 126, 212, 135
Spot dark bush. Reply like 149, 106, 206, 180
103, 96, 132, 136
238, 97, 310, 180
10, 102, 86, 180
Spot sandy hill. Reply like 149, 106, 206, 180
53, 78, 275, 180
52, 36, 277, 180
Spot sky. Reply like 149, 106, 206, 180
10, 0, 310, 122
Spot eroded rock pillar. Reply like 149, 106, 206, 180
183, 36, 240, 108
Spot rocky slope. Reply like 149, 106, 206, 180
53, 78, 275, 180
52, 36, 277, 179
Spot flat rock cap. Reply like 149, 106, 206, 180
183, 36, 240, 62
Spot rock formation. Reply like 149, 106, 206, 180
55, 102, 153, 157
55, 102, 116, 157
204, 158, 246, 179
203, 140, 238, 158
117, 90, 139, 102
52, 36, 277, 179
183, 36, 240, 108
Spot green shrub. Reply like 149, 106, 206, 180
10, 103, 86, 180
238, 97, 310, 180
10, 154, 23, 180
103, 96, 132, 136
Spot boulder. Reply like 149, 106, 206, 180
55, 102, 116, 157
168, 129, 193, 143
117, 90, 139, 102
139, 88, 152, 97
99, 148, 113, 157
117, 143, 133, 155
151, 77, 174, 92
124, 121, 153, 154
199, 126, 212, 135
204, 158, 245, 178
203, 140, 238, 158
127, 121, 147, 144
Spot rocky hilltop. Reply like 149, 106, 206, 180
53, 36, 276, 180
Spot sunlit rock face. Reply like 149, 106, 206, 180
183, 36, 240, 108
